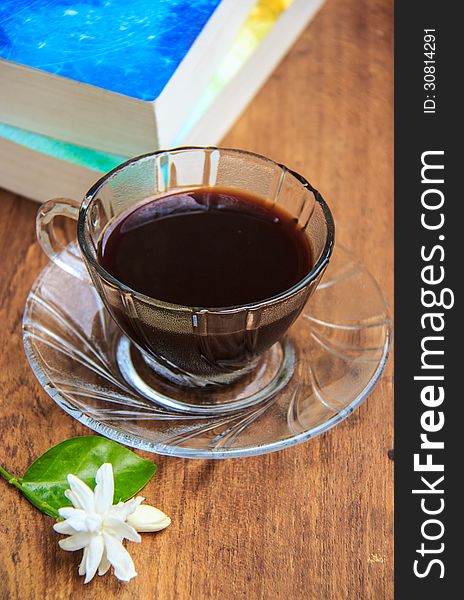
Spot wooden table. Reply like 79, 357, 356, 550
0, 0, 393, 598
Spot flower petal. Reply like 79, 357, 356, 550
57, 507, 88, 532
104, 515, 141, 543
110, 496, 144, 521
98, 549, 111, 576
53, 521, 78, 536
84, 514, 102, 533
64, 489, 80, 508
103, 532, 137, 582
79, 547, 89, 576
94, 463, 114, 515
126, 505, 171, 532
84, 534, 104, 584
67, 474, 95, 513
58, 532, 92, 552
58, 507, 84, 520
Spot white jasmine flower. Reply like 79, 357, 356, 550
127, 504, 171, 532
53, 463, 170, 583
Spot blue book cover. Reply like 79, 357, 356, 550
0, 0, 221, 101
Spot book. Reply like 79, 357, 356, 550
0, 0, 325, 203
181, 0, 325, 145
0, 130, 106, 203
0, 0, 255, 155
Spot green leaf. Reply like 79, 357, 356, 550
20, 436, 156, 516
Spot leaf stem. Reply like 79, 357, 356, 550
0, 464, 59, 518
0, 464, 21, 487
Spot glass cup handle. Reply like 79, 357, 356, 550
36, 198, 91, 283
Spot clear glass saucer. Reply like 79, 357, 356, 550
23, 243, 391, 459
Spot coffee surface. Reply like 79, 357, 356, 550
97, 188, 313, 307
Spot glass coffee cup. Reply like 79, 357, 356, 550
37, 147, 334, 396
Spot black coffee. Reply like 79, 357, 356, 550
97, 188, 313, 307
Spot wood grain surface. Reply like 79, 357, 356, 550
0, 0, 393, 598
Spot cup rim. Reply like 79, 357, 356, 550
77, 146, 335, 313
